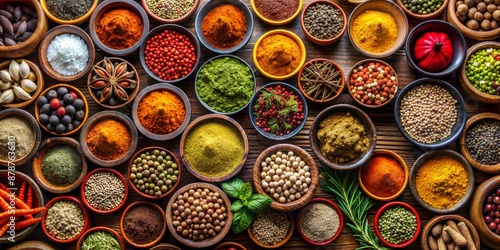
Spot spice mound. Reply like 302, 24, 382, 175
303, 3, 344, 40
123, 205, 164, 245
46, 0, 92, 21
466, 119, 500, 165
45, 200, 85, 241
251, 209, 290, 245
201, 4, 247, 49
81, 230, 121, 250
316, 112, 370, 164
196, 57, 254, 113
86, 119, 131, 161
256, 34, 302, 76
0, 115, 35, 161
96, 9, 143, 50
299, 60, 342, 102
0, 60, 38, 104
137, 90, 186, 134
465, 47, 500, 95
47, 33, 89, 76
84, 171, 125, 211
360, 154, 405, 198
184, 120, 245, 178
378, 206, 417, 244
254, 0, 299, 21
299, 202, 340, 242
146, 0, 195, 20
349, 61, 397, 106
415, 155, 468, 209
42, 145, 82, 186
351, 10, 398, 53
0, 4, 38, 46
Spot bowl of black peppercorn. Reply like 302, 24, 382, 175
300, 0, 347, 45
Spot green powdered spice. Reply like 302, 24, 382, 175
196, 57, 254, 113
42, 145, 82, 186
81, 231, 121, 250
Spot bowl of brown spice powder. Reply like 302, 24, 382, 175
120, 201, 166, 248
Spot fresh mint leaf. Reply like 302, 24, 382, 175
222, 178, 244, 199
231, 200, 244, 212
239, 182, 252, 200
247, 194, 272, 213
231, 207, 254, 234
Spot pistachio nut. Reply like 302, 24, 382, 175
0, 89, 14, 104
12, 85, 31, 100
20, 78, 36, 92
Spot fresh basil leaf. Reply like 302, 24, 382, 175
247, 194, 272, 212
231, 207, 254, 234
239, 182, 253, 200
221, 178, 244, 199
231, 200, 244, 212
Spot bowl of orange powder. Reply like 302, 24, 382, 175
132, 83, 192, 141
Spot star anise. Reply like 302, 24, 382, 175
89, 57, 137, 104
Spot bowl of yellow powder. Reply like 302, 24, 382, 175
179, 114, 249, 182
410, 149, 475, 214
347, 0, 409, 58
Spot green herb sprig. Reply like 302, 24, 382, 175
81, 231, 121, 250
221, 178, 272, 234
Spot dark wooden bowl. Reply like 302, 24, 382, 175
0, 59, 44, 108
80, 168, 128, 214
166, 182, 233, 248
309, 104, 376, 170
252, 144, 319, 211
38, 25, 95, 82
447, 0, 500, 41
470, 175, 500, 249
396, 0, 448, 20
40, 0, 97, 25
120, 201, 166, 248
248, 211, 294, 249
0, 0, 48, 58
421, 214, 480, 250
374, 201, 421, 248
0, 108, 41, 167
297, 58, 344, 103
32, 137, 87, 194
300, 1, 347, 45
179, 114, 248, 182
459, 113, 500, 174
76, 226, 125, 250
142, 0, 199, 23
149, 243, 183, 250
79, 110, 138, 167
214, 242, 247, 250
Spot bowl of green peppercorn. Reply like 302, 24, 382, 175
374, 201, 421, 248
396, 0, 448, 20
300, 1, 347, 45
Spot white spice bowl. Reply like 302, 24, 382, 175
80, 168, 128, 214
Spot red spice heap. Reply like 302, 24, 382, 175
254, 0, 299, 21
360, 154, 405, 198
201, 4, 247, 49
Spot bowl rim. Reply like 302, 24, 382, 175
396, 0, 448, 20
421, 214, 481, 250
195, 54, 256, 115
120, 201, 166, 248
76, 226, 126, 250
470, 175, 500, 248
0, 59, 45, 109
296, 198, 344, 246
447, 0, 500, 41
373, 201, 421, 248
297, 58, 345, 103
247, 210, 294, 248
80, 168, 129, 214
252, 29, 307, 81
250, 0, 303, 25
40, 0, 98, 25
141, 0, 200, 23
300, 0, 347, 45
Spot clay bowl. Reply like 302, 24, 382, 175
459, 113, 500, 174
132, 83, 191, 140
120, 201, 166, 248
248, 211, 294, 249
300, 1, 347, 45
396, 0, 448, 20
460, 41, 500, 104
80, 168, 128, 214
421, 214, 480, 250
346, 59, 398, 109
166, 182, 233, 248
127, 146, 181, 200
296, 198, 344, 246
250, 0, 302, 25
214, 242, 247, 250
142, 0, 199, 23
470, 175, 500, 248
409, 149, 474, 214
41, 196, 90, 244
40, 0, 97, 25
0, 108, 41, 167
447, 0, 500, 41
0, 0, 48, 58
348, 0, 409, 58
405, 20, 467, 78
89, 0, 150, 56
79, 110, 138, 167
195, 0, 254, 54
32, 137, 87, 194
373, 201, 421, 248
309, 104, 377, 170
38, 25, 95, 82
0, 170, 44, 244
252, 144, 319, 211
76, 226, 125, 250
149, 243, 182, 250
297, 58, 345, 104
0, 59, 44, 108
358, 149, 409, 201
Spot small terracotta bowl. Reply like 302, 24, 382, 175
80, 168, 128, 214
248, 211, 294, 249
149, 243, 182, 250
421, 214, 480, 250
0, 59, 44, 108
296, 198, 344, 246
38, 25, 95, 82
300, 1, 347, 45
120, 201, 166, 248
76, 226, 125, 250
40, 0, 97, 25
0, 170, 44, 244
396, 0, 448, 20
79, 110, 138, 167
41, 196, 90, 244
214, 242, 247, 250
374, 201, 421, 248
470, 175, 500, 248
447, 0, 500, 41
142, 0, 199, 23
297, 58, 344, 103
0, 108, 41, 167
250, 0, 302, 25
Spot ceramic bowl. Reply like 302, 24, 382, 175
32, 137, 87, 194
0, 0, 48, 58
459, 113, 500, 174
460, 41, 500, 104
38, 25, 95, 82
248, 211, 294, 249
132, 83, 191, 140
79, 110, 138, 167
396, 0, 448, 20
253, 30, 306, 81
0, 59, 44, 108
0, 108, 41, 167
447, 0, 500, 41
195, 0, 254, 54
0, 170, 44, 244
373, 201, 421, 248
248, 82, 308, 140
309, 104, 376, 170
348, 0, 409, 58
41, 196, 90, 244
80, 168, 128, 214
253, 144, 319, 211
40, 0, 97, 25
142, 0, 199, 23
405, 20, 467, 78
120, 201, 166, 248
250, 0, 302, 25
297, 58, 344, 103
300, 1, 347, 45
127, 146, 181, 200
214, 242, 247, 250
421, 214, 480, 250
149, 243, 182, 250
296, 198, 344, 246
470, 175, 500, 248
76, 226, 125, 250
139, 24, 200, 83
179, 114, 248, 182
89, 0, 149, 56
410, 149, 474, 214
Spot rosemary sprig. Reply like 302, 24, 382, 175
300, 60, 342, 102
319, 166, 389, 250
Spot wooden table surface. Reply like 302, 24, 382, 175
4, 0, 500, 249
